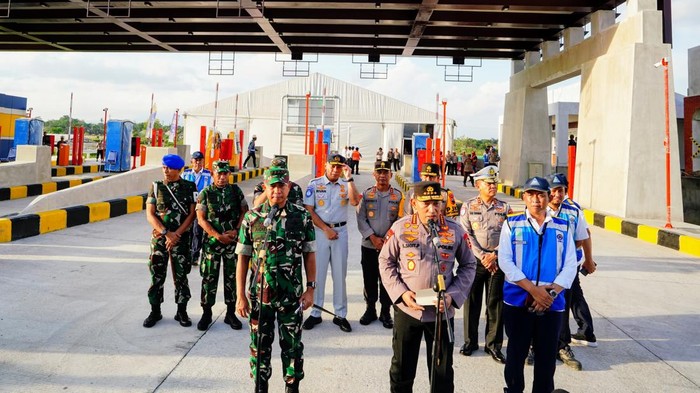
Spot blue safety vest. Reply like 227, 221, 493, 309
503, 213, 570, 312
553, 204, 584, 262
181, 168, 212, 192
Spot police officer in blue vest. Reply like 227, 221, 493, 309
181, 151, 212, 266
498, 177, 577, 393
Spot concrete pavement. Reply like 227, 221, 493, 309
0, 172, 699, 392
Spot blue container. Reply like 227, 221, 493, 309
13, 118, 45, 147
412, 133, 429, 183
105, 120, 134, 172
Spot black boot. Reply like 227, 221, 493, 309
197, 305, 213, 331
255, 379, 268, 393
224, 303, 242, 330
174, 303, 192, 327
285, 381, 299, 393
378, 306, 393, 329
359, 305, 377, 326
143, 304, 162, 328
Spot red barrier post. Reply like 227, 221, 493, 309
567, 145, 576, 199
661, 57, 673, 229
238, 129, 244, 169
140, 145, 147, 166
315, 130, 324, 177
157, 129, 163, 147
71, 126, 78, 165
151, 129, 156, 147
200, 126, 207, 154
78, 126, 85, 165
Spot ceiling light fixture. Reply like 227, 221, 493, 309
188, 31, 194, 35
375, 19, 379, 25
375, 2, 381, 8
40, 2, 49, 7
502, 5, 509, 11
74, 18, 83, 23
168, 17, 176, 22
144, 1, 152, 6
104, 31, 110, 35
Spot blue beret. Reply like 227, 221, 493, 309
162, 154, 185, 170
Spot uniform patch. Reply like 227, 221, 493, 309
341, 199, 347, 206
401, 234, 417, 242
318, 200, 325, 207
472, 222, 480, 230
557, 233, 564, 241
460, 205, 467, 216
368, 211, 375, 218
440, 263, 447, 272
406, 251, 416, 258
440, 252, 450, 259
385, 229, 394, 241
407, 260, 416, 271
305, 188, 313, 197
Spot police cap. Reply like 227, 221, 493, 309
420, 163, 440, 177
327, 154, 346, 165
414, 181, 443, 202
472, 165, 498, 183
191, 151, 204, 160
374, 160, 391, 171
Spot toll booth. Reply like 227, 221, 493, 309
13, 118, 44, 147
105, 120, 134, 172
412, 133, 430, 183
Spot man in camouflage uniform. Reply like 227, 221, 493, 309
195, 160, 249, 331
253, 156, 304, 208
405, 162, 459, 219
144, 154, 198, 328
236, 167, 316, 393
356, 160, 405, 329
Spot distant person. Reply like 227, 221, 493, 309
488, 148, 500, 167
462, 152, 474, 187
181, 151, 212, 267
393, 148, 401, 171
568, 135, 577, 147
243, 134, 257, 168
351, 147, 362, 175
386, 148, 394, 168
56, 136, 66, 148
375, 147, 383, 162
96, 138, 105, 162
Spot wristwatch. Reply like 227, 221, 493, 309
346, 178, 354, 182
160, 228, 168, 236
306, 281, 316, 289
548, 289, 558, 299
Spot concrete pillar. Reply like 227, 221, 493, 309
524, 51, 540, 68
541, 40, 560, 60
590, 10, 615, 36
563, 27, 584, 49
549, 102, 579, 170
499, 86, 550, 186
575, 44, 683, 220
689, 46, 700, 96
511, 59, 525, 74
627, 0, 656, 14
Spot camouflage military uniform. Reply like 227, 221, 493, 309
197, 183, 248, 307
235, 202, 316, 385
147, 179, 197, 305
253, 180, 304, 207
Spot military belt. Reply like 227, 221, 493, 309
324, 221, 347, 228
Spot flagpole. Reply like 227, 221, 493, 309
148, 93, 154, 144
174, 109, 179, 147
68, 92, 74, 142
213, 82, 219, 131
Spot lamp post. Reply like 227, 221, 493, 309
441, 99, 447, 188
655, 57, 673, 229
174, 108, 179, 147
26, 107, 33, 118
102, 108, 108, 151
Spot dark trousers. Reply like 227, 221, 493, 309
393, 158, 400, 171
559, 270, 594, 348
463, 170, 474, 186
462, 262, 504, 351
191, 221, 204, 264
360, 246, 391, 310
96, 149, 104, 161
390, 307, 454, 393
243, 152, 257, 168
503, 304, 562, 393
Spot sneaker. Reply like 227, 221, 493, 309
526, 347, 535, 366
571, 333, 598, 348
558, 347, 582, 371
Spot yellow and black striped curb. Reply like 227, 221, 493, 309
0, 168, 267, 243
52, 164, 105, 177
0, 176, 110, 201
497, 184, 700, 258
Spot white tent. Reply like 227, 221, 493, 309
183, 73, 456, 169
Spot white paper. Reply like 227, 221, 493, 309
415, 288, 438, 306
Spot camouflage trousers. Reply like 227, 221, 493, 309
148, 235, 192, 305
200, 242, 237, 306
248, 301, 304, 385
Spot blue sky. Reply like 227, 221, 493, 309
1, 0, 697, 140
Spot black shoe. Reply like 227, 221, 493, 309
526, 347, 535, 365
558, 346, 582, 370
285, 382, 299, 393
333, 317, 352, 332
459, 343, 477, 356
174, 305, 192, 327
378, 311, 393, 329
485, 347, 506, 364
302, 315, 322, 330
255, 380, 268, 393
197, 307, 213, 331
359, 307, 377, 325
143, 311, 162, 328
224, 312, 242, 330
571, 332, 598, 348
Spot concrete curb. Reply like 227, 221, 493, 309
51, 164, 105, 177
497, 184, 700, 258
0, 167, 267, 243
0, 175, 110, 201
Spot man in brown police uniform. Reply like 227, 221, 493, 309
404, 163, 459, 219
